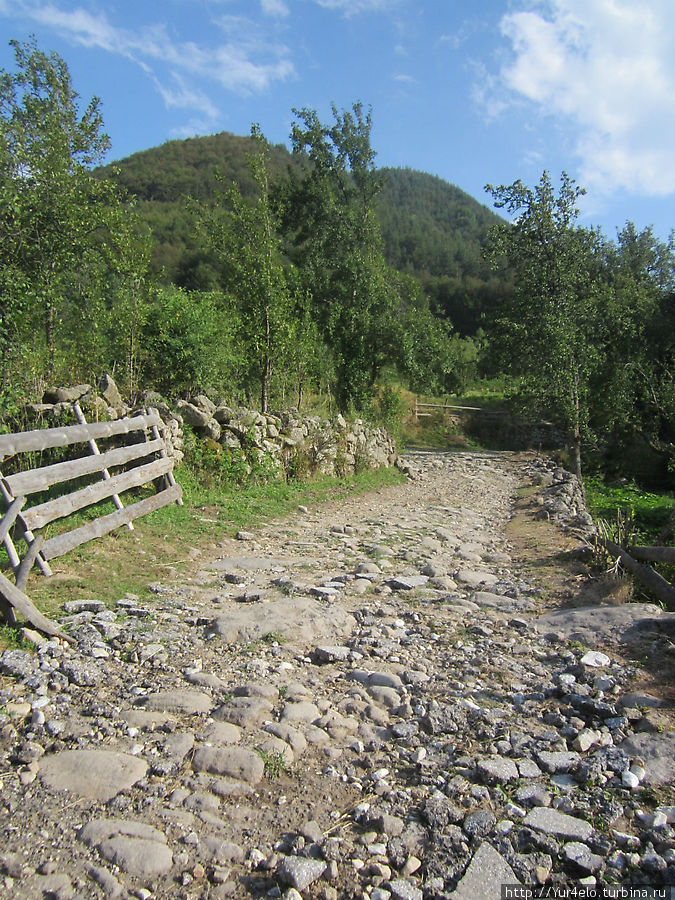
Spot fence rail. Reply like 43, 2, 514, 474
0, 404, 182, 635
412, 398, 509, 420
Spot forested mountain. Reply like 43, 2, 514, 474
99, 132, 506, 333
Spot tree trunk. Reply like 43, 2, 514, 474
45, 298, 55, 379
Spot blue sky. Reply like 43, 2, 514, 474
1, 0, 674, 240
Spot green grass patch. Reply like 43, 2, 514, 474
584, 477, 675, 544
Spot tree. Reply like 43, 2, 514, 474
485, 171, 601, 482
284, 103, 397, 410
0, 37, 115, 380
195, 126, 297, 412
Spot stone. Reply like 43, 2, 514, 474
78, 819, 172, 877
534, 602, 673, 647
199, 837, 245, 864
620, 732, 675, 785
214, 697, 273, 728
315, 645, 352, 663
278, 856, 326, 891
135, 690, 212, 715
192, 746, 264, 785
99, 374, 123, 409
477, 756, 520, 785
536, 750, 581, 773
563, 842, 604, 872
462, 809, 496, 837
200, 722, 242, 745
449, 841, 521, 899
580, 650, 611, 667
388, 880, 423, 900
386, 576, 428, 591
457, 570, 499, 588
60, 657, 103, 686
524, 807, 593, 841
281, 700, 320, 724
39, 750, 147, 801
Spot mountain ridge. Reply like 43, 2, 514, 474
98, 130, 507, 334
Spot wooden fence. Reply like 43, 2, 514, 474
0, 404, 182, 635
412, 398, 508, 421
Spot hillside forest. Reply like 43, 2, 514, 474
1, 38, 673, 488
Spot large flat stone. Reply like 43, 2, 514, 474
209, 594, 355, 646
621, 732, 675, 785
534, 603, 674, 647
134, 690, 212, 715
449, 841, 520, 899
192, 745, 264, 784
39, 750, 147, 801
524, 807, 593, 841
79, 819, 172, 878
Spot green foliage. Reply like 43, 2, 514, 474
183, 425, 280, 488
141, 286, 239, 397
485, 171, 603, 479
285, 103, 399, 410
584, 477, 675, 544
193, 126, 300, 412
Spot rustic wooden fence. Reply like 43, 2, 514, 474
412, 398, 508, 421
0, 404, 182, 635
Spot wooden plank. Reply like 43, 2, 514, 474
0, 571, 73, 641
0, 412, 161, 457
41, 483, 183, 561
0, 495, 26, 543
23, 457, 174, 531
74, 402, 133, 532
5, 438, 164, 496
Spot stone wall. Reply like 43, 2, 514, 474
19, 376, 399, 479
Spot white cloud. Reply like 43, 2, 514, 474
313, 0, 393, 15
3, 2, 294, 111
261, 0, 289, 16
495, 0, 675, 196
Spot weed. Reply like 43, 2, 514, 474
257, 749, 289, 780
262, 631, 285, 645
0, 624, 34, 651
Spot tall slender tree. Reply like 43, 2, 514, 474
485, 171, 600, 481
0, 37, 115, 380
285, 103, 396, 410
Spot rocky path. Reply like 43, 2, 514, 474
1, 450, 674, 900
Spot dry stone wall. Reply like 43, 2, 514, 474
18, 376, 399, 479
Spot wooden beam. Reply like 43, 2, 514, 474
41, 483, 182, 561
23, 457, 173, 531
0, 477, 51, 577
600, 537, 675, 608
5, 438, 164, 496
0, 412, 161, 457
0, 495, 26, 543
15, 534, 44, 592
73, 402, 133, 532
628, 545, 675, 565
0, 571, 72, 641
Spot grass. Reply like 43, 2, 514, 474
0, 462, 405, 652
584, 477, 675, 544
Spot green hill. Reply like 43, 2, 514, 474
100, 131, 507, 333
